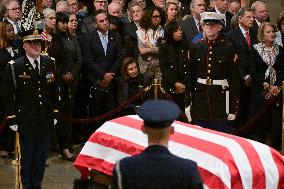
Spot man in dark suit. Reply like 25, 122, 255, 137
112, 100, 204, 189
123, 2, 143, 59
209, 0, 233, 34
250, 1, 269, 39
4, 0, 24, 34
3, 29, 58, 189
226, 8, 256, 126
181, 0, 206, 44
85, 9, 124, 129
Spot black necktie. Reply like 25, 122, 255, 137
34, 60, 39, 74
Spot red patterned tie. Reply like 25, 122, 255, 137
245, 31, 250, 47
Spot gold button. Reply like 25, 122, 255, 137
208, 70, 211, 74
208, 64, 211, 67
209, 52, 212, 54
209, 58, 212, 61
207, 77, 210, 79
209, 47, 212, 49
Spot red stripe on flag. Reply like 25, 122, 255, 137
111, 117, 271, 189
171, 132, 243, 189
215, 134, 266, 189
270, 148, 284, 189
198, 167, 229, 189
74, 154, 114, 175
110, 117, 243, 188
89, 132, 145, 156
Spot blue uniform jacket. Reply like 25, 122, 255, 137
112, 145, 203, 189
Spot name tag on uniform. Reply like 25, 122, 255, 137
19, 72, 31, 79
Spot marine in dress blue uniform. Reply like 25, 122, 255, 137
188, 12, 239, 133
3, 29, 58, 189
112, 100, 204, 189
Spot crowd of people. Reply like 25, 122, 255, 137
0, 0, 283, 187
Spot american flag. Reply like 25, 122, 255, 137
74, 115, 284, 189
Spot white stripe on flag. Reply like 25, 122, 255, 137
248, 140, 279, 189
80, 142, 131, 164
168, 141, 231, 188
172, 122, 253, 189
99, 121, 231, 188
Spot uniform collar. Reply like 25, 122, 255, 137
26, 54, 40, 69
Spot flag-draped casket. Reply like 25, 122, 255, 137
74, 115, 284, 189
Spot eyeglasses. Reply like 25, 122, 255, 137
152, 15, 161, 19
8, 7, 21, 11
95, 0, 108, 4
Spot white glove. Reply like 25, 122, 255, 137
185, 105, 192, 123
227, 114, 236, 121
9, 125, 18, 131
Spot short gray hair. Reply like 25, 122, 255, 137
43, 8, 56, 19
251, 0, 266, 12
236, 7, 252, 18
56, 0, 70, 11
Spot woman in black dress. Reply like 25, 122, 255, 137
0, 21, 22, 158
159, 21, 190, 113
49, 12, 82, 160
248, 22, 284, 149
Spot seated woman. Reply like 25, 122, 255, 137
116, 57, 152, 115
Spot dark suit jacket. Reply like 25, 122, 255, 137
49, 32, 82, 82
80, 14, 96, 34
123, 22, 139, 58
160, 41, 190, 93
181, 16, 199, 45
249, 45, 284, 116
0, 46, 22, 82
209, 8, 233, 33
112, 145, 204, 189
84, 30, 124, 84
226, 27, 257, 79
3, 55, 58, 136
250, 20, 259, 42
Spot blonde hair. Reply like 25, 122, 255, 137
257, 22, 276, 42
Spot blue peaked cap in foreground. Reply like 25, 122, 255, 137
137, 100, 181, 128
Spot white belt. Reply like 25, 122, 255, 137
197, 78, 230, 114
197, 78, 229, 87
